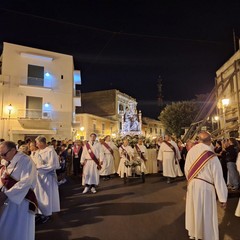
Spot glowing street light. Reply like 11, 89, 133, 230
7, 104, 13, 119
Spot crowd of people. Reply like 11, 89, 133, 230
0, 131, 240, 240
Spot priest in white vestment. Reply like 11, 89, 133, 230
0, 141, 37, 240
99, 135, 118, 180
81, 133, 104, 194
117, 138, 135, 178
34, 135, 60, 222
185, 131, 228, 240
133, 138, 148, 174
157, 134, 183, 183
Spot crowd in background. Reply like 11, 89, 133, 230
0, 132, 240, 240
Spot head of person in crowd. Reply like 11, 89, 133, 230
0, 141, 17, 162
90, 133, 97, 143
104, 135, 111, 142
35, 135, 47, 150
74, 140, 82, 147
185, 139, 195, 151
29, 141, 38, 152
18, 144, 29, 155
228, 137, 239, 151
0, 138, 5, 143
60, 143, 67, 151
138, 137, 144, 145
51, 139, 57, 148
122, 137, 129, 146
215, 140, 222, 149
198, 131, 212, 146
164, 134, 171, 142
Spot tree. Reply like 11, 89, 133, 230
159, 101, 200, 138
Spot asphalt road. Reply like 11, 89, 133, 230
35, 174, 240, 240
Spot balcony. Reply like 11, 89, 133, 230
17, 109, 52, 129
19, 77, 52, 90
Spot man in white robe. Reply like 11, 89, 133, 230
157, 134, 183, 183
133, 138, 148, 174
99, 135, 118, 180
117, 138, 135, 178
34, 135, 60, 223
185, 131, 227, 240
0, 141, 37, 240
81, 133, 104, 194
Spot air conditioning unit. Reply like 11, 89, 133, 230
42, 111, 50, 119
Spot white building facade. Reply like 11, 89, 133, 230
0, 42, 81, 142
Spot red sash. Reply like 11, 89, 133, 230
102, 142, 114, 156
187, 150, 215, 182
120, 145, 131, 160
1, 170, 38, 213
85, 143, 102, 170
163, 140, 177, 164
135, 145, 147, 162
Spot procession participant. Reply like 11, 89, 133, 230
34, 135, 60, 223
157, 134, 183, 183
0, 141, 37, 240
117, 137, 135, 178
72, 140, 83, 177
134, 137, 148, 175
80, 133, 104, 194
29, 141, 39, 165
185, 131, 227, 240
100, 135, 118, 180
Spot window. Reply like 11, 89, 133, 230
102, 123, 105, 134
119, 103, 124, 113
93, 123, 96, 132
75, 106, 81, 114
75, 84, 81, 96
27, 65, 44, 86
150, 128, 152, 133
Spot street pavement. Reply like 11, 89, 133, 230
35, 174, 240, 240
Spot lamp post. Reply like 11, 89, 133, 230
80, 126, 84, 140
7, 104, 13, 119
222, 99, 229, 138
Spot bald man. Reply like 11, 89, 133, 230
185, 131, 227, 240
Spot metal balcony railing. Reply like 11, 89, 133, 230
17, 109, 52, 119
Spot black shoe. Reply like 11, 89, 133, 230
41, 216, 50, 224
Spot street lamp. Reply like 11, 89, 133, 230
222, 98, 229, 138
80, 126, 84, 140
7, 104, 13, 119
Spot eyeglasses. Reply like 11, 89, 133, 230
0, 148, 12, 157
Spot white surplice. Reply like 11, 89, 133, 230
80, 141, 104, 186
34, 146, 60, 216
117, 145, 134, 178
0, 152, 37, 240
157, 140, 183, 177
133, 144, 148, 174
185, 143, 228, 240
99, 141, 117, 176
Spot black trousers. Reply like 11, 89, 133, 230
73, 157, 81, 176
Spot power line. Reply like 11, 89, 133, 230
0, 7, 225, 45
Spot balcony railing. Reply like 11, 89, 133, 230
19, 77, 52, 89
17, 109, 52, 119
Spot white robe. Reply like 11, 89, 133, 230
157, 140, 183, 177
80, 141, 104, 186
134, 144, 148, 174
34, 146, 60, 216
117, 145, 134, 178
185, 143, 228, 240
99, 141, 117, 176
0, 152, 37, 240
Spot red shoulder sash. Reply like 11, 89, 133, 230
102, 142, 114, 156
1, 172, 38, 213
86, 143, 102, 170
120, 145, 131, 160
135, 145, 147, 161
163, 140, 177, 164
187, 150, 215, 182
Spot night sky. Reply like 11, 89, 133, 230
1, 1, 240, 118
